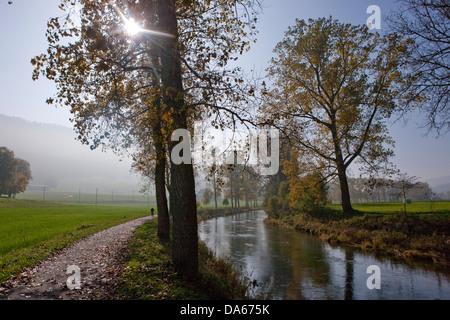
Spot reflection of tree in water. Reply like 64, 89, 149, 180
224, 211, 273, 294
201, 212, 450, 300
229, 212, 260, 257
344, 250, 354, 300
267, 228, 332, 299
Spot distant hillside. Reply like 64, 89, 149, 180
0, 114, 142, 193
426, 175, 450, 195
432, 183, 450, 195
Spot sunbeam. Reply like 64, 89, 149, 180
113, 4, 175, 38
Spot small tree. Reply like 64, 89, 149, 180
222, 198, 229, 206
267, 196, 280, 218
0, 147, 32, 198
277, 181, 290, 211
424, 188, 436, 213
392, 173, 420, 216
9, 158, 32, 198
202, 188, 213, 206
289, 173, 328, 216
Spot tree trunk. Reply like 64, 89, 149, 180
331, 120, 353, 215
154, 137, 170, 241
337, 164, 353, 214
230, 178, 234, 209
158, 0, 198, 280
151, 35, 170, 242
237, 185, 241, 208
213, 169, 218, 209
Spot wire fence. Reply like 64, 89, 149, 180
16, 187, 156, 207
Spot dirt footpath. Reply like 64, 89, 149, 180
0, 216, 154, 300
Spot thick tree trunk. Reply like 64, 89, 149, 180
337, 163, 353, 214
158, 0, 198, 280
150, 51, 170, 242
331, 119, 353, 215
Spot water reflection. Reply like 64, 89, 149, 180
198, 210, 450, 300
344, 251, 354, 300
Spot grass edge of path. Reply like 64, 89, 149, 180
117, 218, 259, 300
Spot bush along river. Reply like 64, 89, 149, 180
198, 210, 450, 300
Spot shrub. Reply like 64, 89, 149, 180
266, 196, 280, 218
289, 172, 328, 216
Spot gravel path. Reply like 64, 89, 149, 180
0, 216, 154, 300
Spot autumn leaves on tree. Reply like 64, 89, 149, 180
31, 0, 260, 279
261, 17, 422, 215
0, 147, 32, 198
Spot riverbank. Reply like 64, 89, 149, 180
117, 214, 257, 300
264, 206, 450, 273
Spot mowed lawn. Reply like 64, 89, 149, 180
0, 198, 151, 283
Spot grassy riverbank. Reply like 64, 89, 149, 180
117, 218, 253, 299
265, 201, 450, 272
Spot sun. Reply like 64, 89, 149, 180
124, 18, 143, 36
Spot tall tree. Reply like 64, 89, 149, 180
388, 0, 450, 134
156, 0, 199, 279
262, 18, 420, 214
31, 0, 173, 241
32, 0, 260, 279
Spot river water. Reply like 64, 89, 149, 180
198, 210, 450, 300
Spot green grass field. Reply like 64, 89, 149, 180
328, 200, 450, 216
0, 198, 151, 283
15, 189, 157, 207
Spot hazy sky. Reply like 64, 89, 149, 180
0, 0, 449, 182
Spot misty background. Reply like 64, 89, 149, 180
0, 114, 145, 195
1, 113, 449, 202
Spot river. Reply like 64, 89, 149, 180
198, 210, 450, 300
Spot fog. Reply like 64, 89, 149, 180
0, 114, 145, 194
1, 113, 449, 199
